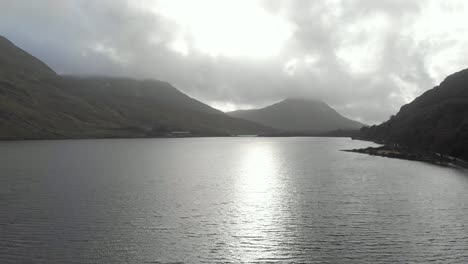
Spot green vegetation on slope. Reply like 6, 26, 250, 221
0, 36, 273, 140
360, 68, 468, 160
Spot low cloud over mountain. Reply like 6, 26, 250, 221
1, 0, 468, 124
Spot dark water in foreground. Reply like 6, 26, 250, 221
1, 138, 468, 263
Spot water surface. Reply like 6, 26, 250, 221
1, 138, 467, 263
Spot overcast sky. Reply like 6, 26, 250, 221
1, 0, 468, 124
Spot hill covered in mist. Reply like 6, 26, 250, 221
0, 36, 273, 140
228, 98, 364, 133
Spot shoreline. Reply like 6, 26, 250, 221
0, 132, 360, 142
343, 145, 468, 169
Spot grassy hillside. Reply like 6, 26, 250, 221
360, 68, 468, 160
61, 76, 273, 136
0, 36, 273, 140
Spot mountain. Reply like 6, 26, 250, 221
360, 68, 468, 160
60, 76, 273, 136
227, 98, 364, 133
0, 36, 272, 140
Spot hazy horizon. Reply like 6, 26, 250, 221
1, 0, 468, 124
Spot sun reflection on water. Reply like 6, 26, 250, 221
229, 142, 291, 261
238, 143, 278, 198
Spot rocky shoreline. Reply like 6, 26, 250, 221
343, 145, 468, 169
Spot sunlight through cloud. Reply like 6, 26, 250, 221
138, 0, 293, 58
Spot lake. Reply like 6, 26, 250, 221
1, 137, 468, 263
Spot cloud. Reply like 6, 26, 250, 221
1, 0, 467, 124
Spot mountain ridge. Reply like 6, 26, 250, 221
228, 98, 364, 133
0, 36, 274, 139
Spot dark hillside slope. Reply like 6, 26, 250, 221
62, 76, 272, 136
361, 68, 468, 160
0, 36, 272, 140
0, 36, 120, 139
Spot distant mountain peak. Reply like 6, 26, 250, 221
228, 98, 364, 133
